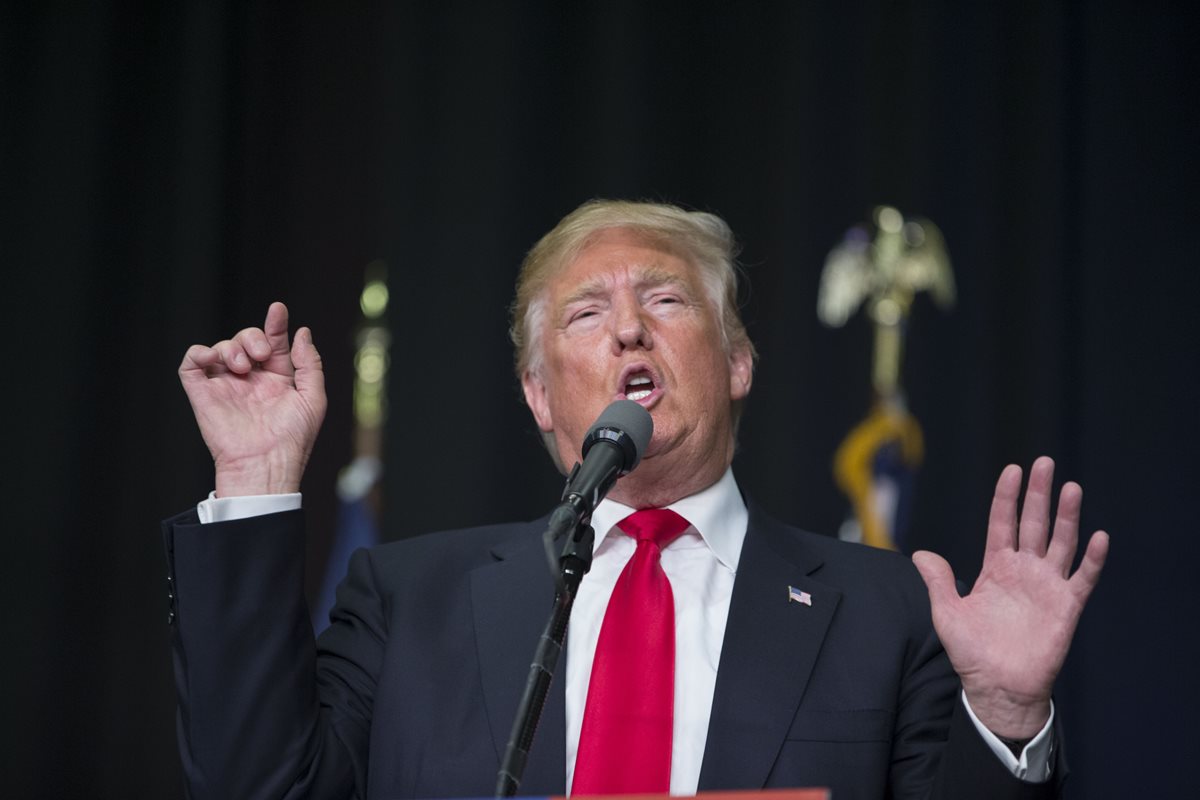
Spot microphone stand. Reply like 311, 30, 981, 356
494, 502, 595, 797
493, 402, 649, 797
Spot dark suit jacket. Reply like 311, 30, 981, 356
164, 502, 1064, 800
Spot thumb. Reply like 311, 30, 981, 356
912, 550, 959, 611
291, 327, 327, 406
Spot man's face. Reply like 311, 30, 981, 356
521, 228, 753, 501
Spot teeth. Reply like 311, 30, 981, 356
627, 389, 652, 401
629, 376, 652, 386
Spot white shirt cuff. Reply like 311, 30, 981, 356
196, 491, 302, 523
961, 690, 1055, 782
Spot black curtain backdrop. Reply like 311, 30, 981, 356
3, 2, 1197, 797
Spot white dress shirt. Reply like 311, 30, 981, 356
197, 469, 1052, 791
567, 468, 747, 795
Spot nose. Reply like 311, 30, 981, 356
609, 292, 653, 354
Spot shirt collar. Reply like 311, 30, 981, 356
590, 467, 747, 573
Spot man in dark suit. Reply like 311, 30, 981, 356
168, 200, 1108, 799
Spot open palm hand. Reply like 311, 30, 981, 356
913, 457, 1109, 738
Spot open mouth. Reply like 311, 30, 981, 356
619, 365, 660, 404
625, 374, 654, 402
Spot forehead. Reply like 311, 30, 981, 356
547, 228, 701, 299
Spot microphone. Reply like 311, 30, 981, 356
560, 399, 653, 520
495, 400, 653, 798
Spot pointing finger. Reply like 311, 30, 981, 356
263, 302, 291, 354
256, 302, 298, 376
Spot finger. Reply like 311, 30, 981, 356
291, 327, 327, 412
1046, 481, 1082, 577
181, 345, 222, 376
212, 339, 255, 374
1069, 530, 1110, 599
179, 344, 233, 385
1018, 456, 1055, 556
985, 464, 1023, 553
258, 302, 296, 376
912, 550, 960, 611
263, 302, 291, 355
232, 326, 273, 363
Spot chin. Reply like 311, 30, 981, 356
639, 430, 677, 462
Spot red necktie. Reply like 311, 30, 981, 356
573, 508, 691, 795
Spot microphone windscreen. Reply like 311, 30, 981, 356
584, 399, 654, 471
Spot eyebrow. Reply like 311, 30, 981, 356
558, 266, 690, 310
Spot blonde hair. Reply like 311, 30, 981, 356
510, 199, 756, 380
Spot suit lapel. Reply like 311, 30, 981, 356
470, 524, 567, 794
698, 507, 841, 790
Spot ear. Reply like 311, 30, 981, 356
521, 369, 555, 432
728, 343, 753, 401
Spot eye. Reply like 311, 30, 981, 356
567, 307, 601, 326
649, 293, 684, 309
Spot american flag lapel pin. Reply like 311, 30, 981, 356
788, 585, 812, 606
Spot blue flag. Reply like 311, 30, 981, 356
312, 456, 382, 634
